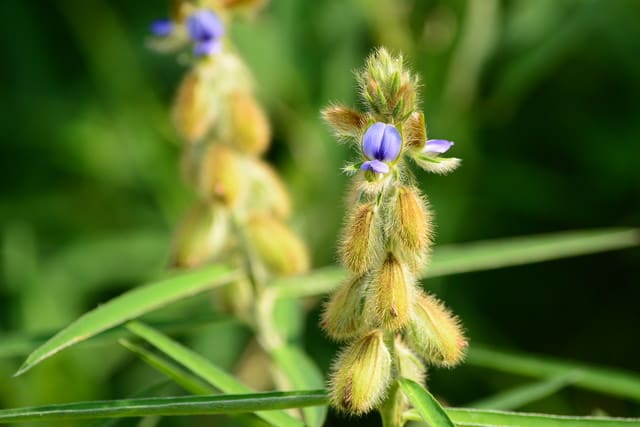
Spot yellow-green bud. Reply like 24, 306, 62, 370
395, 337, 426, 386
406, 291, 467, 368
245, 157, 292, 219
339, 202, 382, 275
198, 143, 246, 207
213, 276, 254, 319
246, 214, 309, 276
227, 91, 271, 155
321, 104, 366, 140
389, 185, 433, 256
169, 204, 229, 268
321, 276, 365, 341
329, 330, 392, 415
172, 65, 217, 143
364, 253, 413, 331
403, 111, 427, 150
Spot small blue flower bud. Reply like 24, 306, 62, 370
360, 122, 401, 174
186, 10, 225, 56
423, 139, 453, 155
150, 19, 174, 37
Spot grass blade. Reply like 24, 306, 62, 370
399, 378, 456, 427
468, 345, 640, 402
15, 265, 239, 376
405, 407, 640, 427
271, 228, 639, 299
126, 321, 305, 427
272, 345, 327, 427
0, 391, 327, 423
468, 372, 581, 410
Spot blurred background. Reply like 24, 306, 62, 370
0, 0, 639, 426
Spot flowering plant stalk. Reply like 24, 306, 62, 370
322, 48, 467, 426
150, 0, 309, 386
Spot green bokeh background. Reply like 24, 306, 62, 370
1, 0, 638, 426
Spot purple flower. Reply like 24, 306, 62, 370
424, 139, 454, 156
186, 10, 225, 56
360, 122, 402, 174
150, 19, 174, 37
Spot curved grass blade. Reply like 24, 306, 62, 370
398, 378, 456, 427
404, 407, 640, 427
16, 264, 240, 376
272, 345, 327, 427
271, 228, 639, 299
468, 345, 640, 402
126, 321, 304, 427
468, 372, 581, 410
0, 391, 327, 423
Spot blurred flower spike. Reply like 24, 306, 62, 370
361, 122, 402, 174
150, 19, 174, 37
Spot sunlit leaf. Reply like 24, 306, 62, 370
399, 378, 456, 427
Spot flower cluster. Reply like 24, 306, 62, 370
321, 48, 466, 418
151, 0, 308, 320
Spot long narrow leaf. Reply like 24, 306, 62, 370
405, 407, 640, 427
399, 378, 456, 427
468, 345, 640, 402
271, 228, 638, 298
0, 391, 327, 423
15, 265, 239, 376
272, 345, 327, 427
126, 321, 304, 427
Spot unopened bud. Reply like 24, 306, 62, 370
403, 112, 427, 149
364, 253, 412, 331
395, 337, 426, 386
213, 276, 254, 319
172, 65, 217, 143
406, 291, 467, 367
244, 157, 291, 219
321, 276, 366, 341
227, 91, 271, 155
389, 185, 433, 256
329, 330, 391, 415
170, 204, 229, 268
246, 214, 309, 276
339, 202, 382, 275
321, 104, 366, 140
198, 143, 246, 207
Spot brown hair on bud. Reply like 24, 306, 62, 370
321, 104, 367, 140
321, 276, 366, 341
403, 112, 427, 149
406, 291, 467, 368
339, 202, 382, 275
198, 143, 246, 207
172, 65, 217, 143
246, 214, 309, 276
364, 253, 413, 331
227, 91, 271, 155
329, 330, 392, 415
389, 186, 433, 257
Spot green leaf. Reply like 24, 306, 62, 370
272, 345, 327, 427
405, 407, 640, 427
271, 228, 639, 299
468, 372, 581, 410
15, 264, 239, 376
126, 321, 305, 427
0, 391, 327, 423
398, 378, 456, 427
468, 345, 640, 402
119, 339, 213, 395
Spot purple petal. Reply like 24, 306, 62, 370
424, 139, 454, 154
150, 19, 174, 37
362, 122, 402, 162
361, 160, 390, 174
186, 10, 224, 43
193, 39, 222, 56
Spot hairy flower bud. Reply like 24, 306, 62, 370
246, 214, 309, 276
339, 202, 382, 275
245, 158, 292, 219
364, 253, 412, 331
172, 66, 217, 143
329, 330, 392, 415
198, 143, 246, 207
322, 104, 366, 140
170, 204, 229, 268
228, 91, 271, 155
406, 292, 467, 367
389, 186, 433, 257
321, 276, 366, 341
395, 337, 427, 386
403, 112, 427, 149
